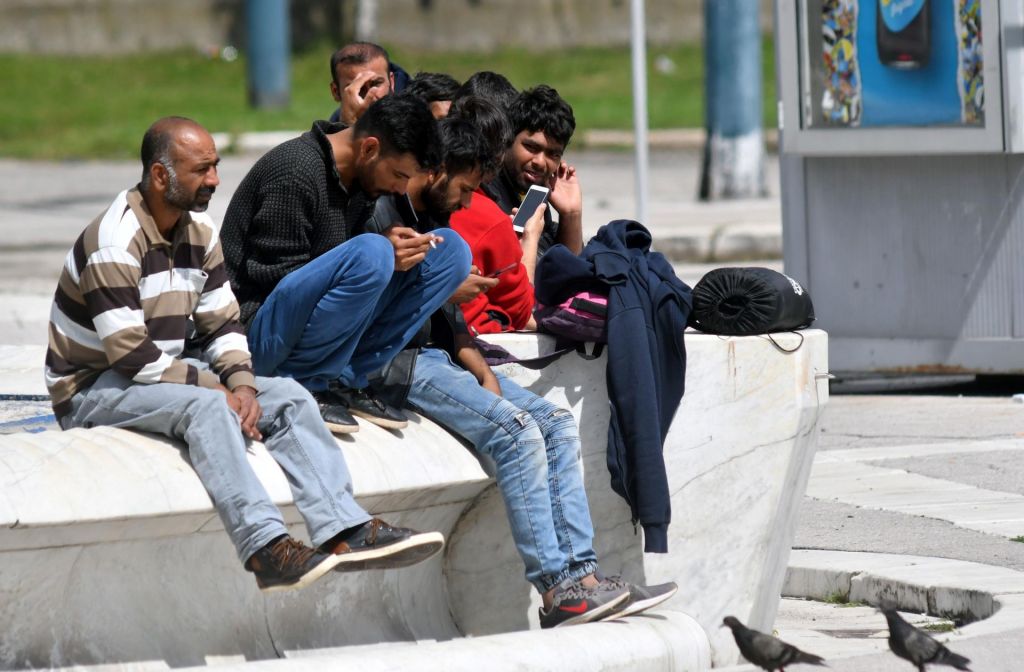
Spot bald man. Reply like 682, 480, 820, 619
45, 117, 444, 594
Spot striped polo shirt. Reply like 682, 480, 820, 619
45, 186, 256, 420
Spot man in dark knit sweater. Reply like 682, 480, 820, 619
221, 95, 471, 434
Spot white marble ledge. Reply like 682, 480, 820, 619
182, 610, 710, 672
0, 414, 492, 550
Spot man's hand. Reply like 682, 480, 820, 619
547, 162, 584, 254
547, 162, 582, 216
480, 371, 502, 397
449, 266, 499, 304
340, 71, 388, 125
217, 384, 262, 440
514, 203, 547, 244
384, 226, 439, 271
232, 386, 263, 441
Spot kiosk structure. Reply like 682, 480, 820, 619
775, 0, 1024, 373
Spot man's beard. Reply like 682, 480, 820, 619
421, 178, 454, 222
353, 156, 385, 198
164, 165, 214, 212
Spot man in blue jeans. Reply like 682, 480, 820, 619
46, 117, 444, 593
221, 95, 471, 433
388, 109, 679, 628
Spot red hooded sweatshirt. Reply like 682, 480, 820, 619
449, 190, 534, 334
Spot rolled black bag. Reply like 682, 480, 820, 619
689, 267, 814, 335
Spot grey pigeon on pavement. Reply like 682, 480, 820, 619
723, 615, 827, 671
882, 607, 972, 672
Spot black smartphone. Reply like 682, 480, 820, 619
487, 262, 518, 278
511, 185, 550, 234
877, 0, 930, 69
394, 192, 420, 230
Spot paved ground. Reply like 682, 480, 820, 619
4, 146, 1024, 670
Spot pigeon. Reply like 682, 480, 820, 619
881, 607, 972, 672
723, 615, 827, 671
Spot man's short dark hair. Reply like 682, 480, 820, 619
507, 85, 576, 147
330, 42, 390, 85
436, 117, 491, 179
404, 72, 461, 105
354, 95, 440, 170
140, 115, 196, 189
448, 96, 511, 177
453, 71, 518, 113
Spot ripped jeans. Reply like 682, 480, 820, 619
407, 347, 598, 593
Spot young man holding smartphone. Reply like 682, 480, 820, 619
484, 85, 584, 257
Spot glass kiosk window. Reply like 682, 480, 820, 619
806, 0, 983, 128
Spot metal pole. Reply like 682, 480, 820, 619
630, 0, 649, 225
699, 0, 765, 200
246, 0, 291, 109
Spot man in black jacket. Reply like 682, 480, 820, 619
220, 95, 471, 433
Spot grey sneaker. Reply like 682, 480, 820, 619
597, 573, 678, 620
538, 577, 631, 629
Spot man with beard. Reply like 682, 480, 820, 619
328, 41, 411, 126
372, 117, 678, 628
45, 117, 446, 593
220, 95, 471, 434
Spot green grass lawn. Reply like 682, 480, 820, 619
0, 40, 776, 160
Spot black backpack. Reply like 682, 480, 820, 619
689, 267, 814, 336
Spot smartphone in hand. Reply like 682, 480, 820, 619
511, 185, 550, 234
487, 262, 518, 278
395, 192, 419, 229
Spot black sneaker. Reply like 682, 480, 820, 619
331, 386, 408, 429
538, 577, 631, 629
319, 518, 444, 571
246, 535, 342, 593
596, 574, 678, 620
311, 390, 359, 434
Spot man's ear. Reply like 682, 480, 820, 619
358, 136, 381, 163
149, 162, 169, 192
330, 81, 341, 102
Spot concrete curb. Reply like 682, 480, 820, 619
783, 550, 1024, 635
716, 550, 1024, 671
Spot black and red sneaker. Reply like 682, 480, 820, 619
538, 577, 631, 629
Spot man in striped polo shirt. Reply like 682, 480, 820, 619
45, 117, 444, 593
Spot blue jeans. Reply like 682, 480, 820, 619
406, 347, 599, 593
61, 366, 372, 564
247, 230, 471, 391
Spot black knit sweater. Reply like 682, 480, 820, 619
221, 121, 377, 328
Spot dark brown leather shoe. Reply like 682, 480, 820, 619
246, 535, 342, 592
320, 518, 444, 571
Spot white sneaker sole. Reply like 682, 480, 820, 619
257, 552, 346, 593
326, 420, 359, 434
333, 531, 445, 571
348, 409, 408, 430
603, 583, 679, 620
552, 589, 632, 628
